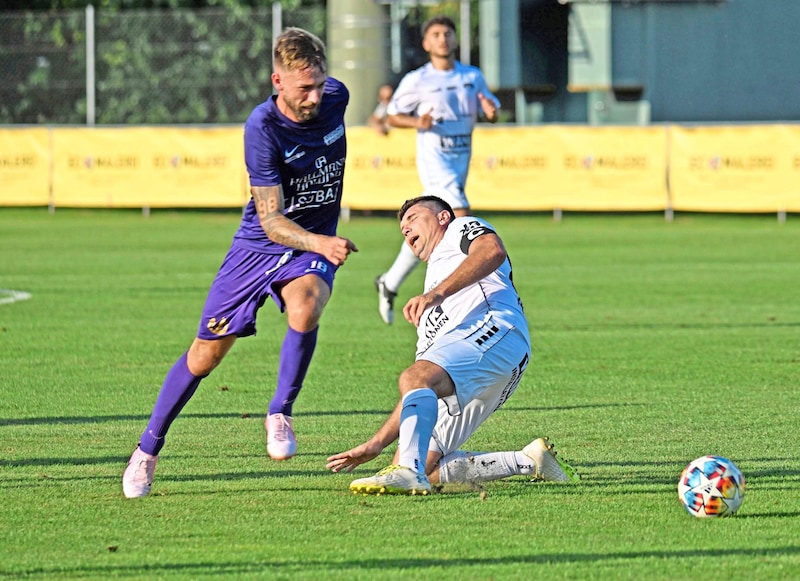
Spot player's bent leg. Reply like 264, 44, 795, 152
375, 274, 397, 325
186, 335, 237, 376
265, 274, 331, 460
279, 274, 331, 332
377, 242, 419, 325
124, 338, 236, 499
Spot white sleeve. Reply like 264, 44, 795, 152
386, 71, 421, 116
476, 72, 501, 109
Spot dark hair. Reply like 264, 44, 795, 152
398, 195, 456, 222
422, 15, 456, 37
274, 27, 327, 73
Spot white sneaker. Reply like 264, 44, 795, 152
349, 465, 431, 496
266, 413, 297, 460
522, 437, 580, 482
122, 446, 158, 498
375, 275, 397, 325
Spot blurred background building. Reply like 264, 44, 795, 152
1, 0, 799, 126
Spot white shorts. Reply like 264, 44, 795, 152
418, 318, 531, 456
422, 186, 469, 212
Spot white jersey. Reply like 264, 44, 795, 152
387, 62, 500, 197
415, 216, 529, 358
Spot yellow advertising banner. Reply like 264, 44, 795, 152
469, 126, 668, 211
0, 128, 51, 206
343, 127, 419, 210
669, 125, 800, 212
5, 123, 798, 213
52, 127, 248, 208
343, 126, 668, 211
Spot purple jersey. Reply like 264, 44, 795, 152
235, 77, 349, 254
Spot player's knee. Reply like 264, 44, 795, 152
187, 338, 232, 376
398, 361, 453, 398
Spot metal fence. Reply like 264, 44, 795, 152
0, 5, 326, 125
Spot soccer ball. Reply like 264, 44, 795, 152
678, 455, 745, 517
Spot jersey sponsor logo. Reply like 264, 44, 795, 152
493, 352, 529, 411
439, 134, 471, 153
286, 180, 341, 212
288, 157, 345, 189
323, 124, 344, 145
285, 155, 345, 212
206, 316, 230, 336
423, 305, 449, 340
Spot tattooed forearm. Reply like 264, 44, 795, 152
251, 185, 317, 252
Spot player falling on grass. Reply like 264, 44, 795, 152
123, 27, 357, 498
375, 15, 500, 325
327, 195, 579, 495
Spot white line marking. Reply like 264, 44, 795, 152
0, 290, 32, 305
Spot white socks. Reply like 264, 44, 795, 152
397, 388, 438, 474
438, 450, 536, 484
383, 242, 420, 293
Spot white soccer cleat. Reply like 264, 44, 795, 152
349, 465, 431, 496
122, 446, 158, 498
266, 413, 297, 461
522, 437, 580, 483
375, 274, 397, 325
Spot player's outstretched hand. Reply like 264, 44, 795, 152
319, 236, 358, 266
326, 441, 383, 473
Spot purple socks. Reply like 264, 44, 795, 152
139, 352, 205, 456
138, 326, 317, 455
268, 326, 318, 416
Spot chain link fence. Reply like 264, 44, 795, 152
0, 6, 326, 125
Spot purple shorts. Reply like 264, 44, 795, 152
197, 244, 337, 340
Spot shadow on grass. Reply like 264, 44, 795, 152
0, 403, 626, 427
0, 410, 393, 427
541, 320, 800, 332
3, 545, 800, 578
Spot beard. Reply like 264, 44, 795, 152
287, 99, 321, 122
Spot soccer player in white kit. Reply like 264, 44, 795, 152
375, 15, 501, 324
327, 196, 579, 495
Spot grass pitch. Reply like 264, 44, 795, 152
1, 208, 799, 580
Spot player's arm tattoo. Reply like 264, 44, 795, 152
251, 185, 317, 251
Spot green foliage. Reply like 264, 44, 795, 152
0, 1, 325, 10
1, 209, 800, 579
0, 5, 324, 124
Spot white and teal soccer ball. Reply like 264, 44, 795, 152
678, 455, 745, 517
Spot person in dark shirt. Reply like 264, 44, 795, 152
123, 27, 357, 498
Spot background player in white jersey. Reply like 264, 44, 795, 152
327, 196, 579, 495
375, 15, 501, 325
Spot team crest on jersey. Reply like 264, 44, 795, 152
206, 316, 229, 336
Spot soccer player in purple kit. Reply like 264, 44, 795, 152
122, 27, 357, 498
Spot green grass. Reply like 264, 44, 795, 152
1, 208, 799, 580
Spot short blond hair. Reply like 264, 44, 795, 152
273, 27, 327, 73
